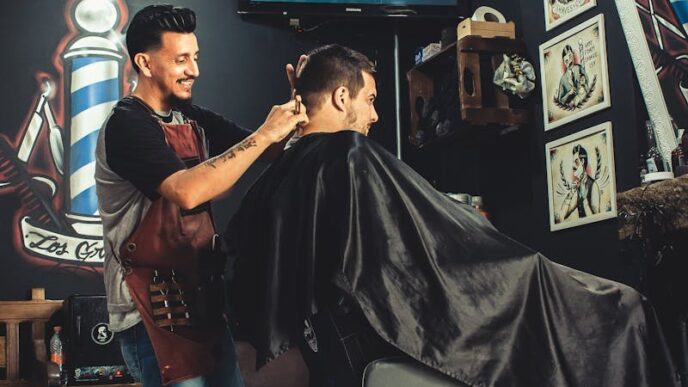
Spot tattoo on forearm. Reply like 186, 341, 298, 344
204, 137, 258, 169
222, 138, 257, 161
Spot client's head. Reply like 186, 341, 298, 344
295, 44, 378, 135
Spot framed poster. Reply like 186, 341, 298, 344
539, 14, 611, 131
615, 0, 682, 162
546, 122, 617, 231
545, 0, 597, 31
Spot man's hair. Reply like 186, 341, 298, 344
126, 5, 196, 73
572, 144, 588, 169
295, 44, 375, 112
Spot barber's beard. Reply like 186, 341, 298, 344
168, 94, 193, 111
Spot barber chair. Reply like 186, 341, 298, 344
362, 357, 469, 387
304, 290, 470, 387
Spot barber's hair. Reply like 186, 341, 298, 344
126, 5, 196, 73
572, 144, 588, 169
295, 44, 376, 112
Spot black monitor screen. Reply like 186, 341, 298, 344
255, 0, 456, 5
238, 0, 466, 18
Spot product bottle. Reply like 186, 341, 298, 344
671, 139, 685, 171
638, 154, 648, 184
674, 128, 688, 177
471, 196, 489, 219
645, 120, 665, 173
49, 326, 66, 385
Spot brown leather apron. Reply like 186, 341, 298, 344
120, 114, 227, 385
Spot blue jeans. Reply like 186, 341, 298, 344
117, 322, 244, 387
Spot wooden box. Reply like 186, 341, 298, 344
458, 36, 530, 125
457, 19, 515, 40
0, 336, 5, 368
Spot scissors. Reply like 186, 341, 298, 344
292, 92, 303, 135
293, 91, 301, 115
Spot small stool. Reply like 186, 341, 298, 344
0, 288, 63, 386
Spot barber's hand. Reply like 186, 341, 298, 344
286, 55, 308, 92
256, 96, 308, 144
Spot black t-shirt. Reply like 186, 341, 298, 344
104, 96, 251, 200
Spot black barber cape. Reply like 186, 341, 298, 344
226, 130, 677, 387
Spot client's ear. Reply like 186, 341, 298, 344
332, 86, 350, 112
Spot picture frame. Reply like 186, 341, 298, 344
545, 0, 597, 31
545, 122, 617, 231
539, 14, 611, 131
614, 0, 680, 162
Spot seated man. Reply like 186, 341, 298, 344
226, 44, 678, 387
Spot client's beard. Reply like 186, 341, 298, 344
346, 109, 358, 130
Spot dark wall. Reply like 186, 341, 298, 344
518, 0, 645, 284
517, 0, 688, 365
399, 4, 543, 251
399, 0, 646, 288
1, 0, 646, 303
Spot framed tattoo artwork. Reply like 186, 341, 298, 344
539, 14, 611, 131
545, 0, 597, 31
615, 0, 684, 162
545, 122, 617, 231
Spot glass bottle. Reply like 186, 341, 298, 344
671, 129, 686, 171
645, 120, 665, 173
471, 196, 489, 219
674, 128, 688, 177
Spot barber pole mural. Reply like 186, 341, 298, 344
637, 0, 688, 127
0, 0, 131, 269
